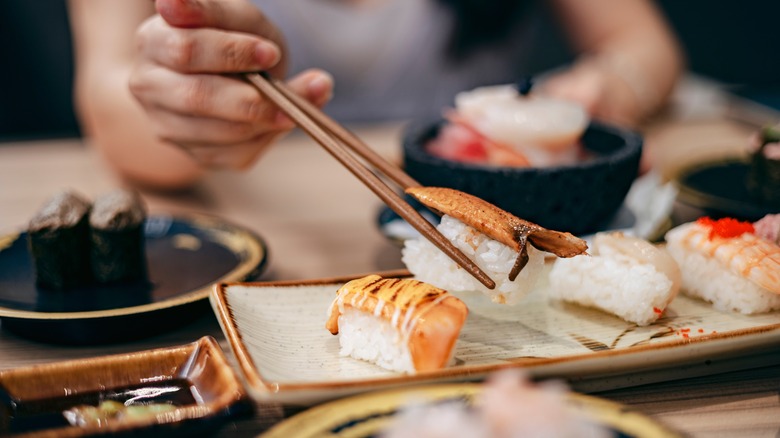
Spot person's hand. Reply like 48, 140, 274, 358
129, 0, 333, 169
540, 60, 645, 129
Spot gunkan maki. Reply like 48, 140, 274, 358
28, 191, 92, 290
89, 189, 148, 284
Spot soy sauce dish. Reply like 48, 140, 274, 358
0, 337, 249, 437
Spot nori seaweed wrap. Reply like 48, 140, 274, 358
28, 191, 92, 290
746, 125, 780, 206
89, 190, 148, 284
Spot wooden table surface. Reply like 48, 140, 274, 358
1, 109, 779, 437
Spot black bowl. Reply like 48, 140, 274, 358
402, 119, 642, 235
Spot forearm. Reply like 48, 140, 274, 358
551, 0, 685, 121
74, 65, 204, 191
581, 20, 683, 117
68, 0, 203, 190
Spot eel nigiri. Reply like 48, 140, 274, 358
402, 187, 588, 305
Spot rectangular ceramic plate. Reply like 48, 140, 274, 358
0, 336, 249, 437
211, 270, 780, 406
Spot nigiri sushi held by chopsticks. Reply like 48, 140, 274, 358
406, 187, 588, 281
326, 275, 468, 374
665, 216, 780, 314
402, 187, 588, 305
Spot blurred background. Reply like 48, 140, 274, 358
1, 0, 778, 141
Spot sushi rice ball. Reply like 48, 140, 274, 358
548, 232, 681, 326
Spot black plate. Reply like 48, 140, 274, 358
674, 158, 779, 221
0, 214, 267, 344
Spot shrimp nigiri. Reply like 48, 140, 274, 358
664, 216, 780, 314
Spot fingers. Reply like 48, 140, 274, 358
540, 62, 641, 127
129, 66, 334, 169
131, 66, 332, 127
148, 110, 281, 169
131, 67, 273, 125
540, 69, 601, 115
137, 16, 280, 73
253, 69, 334, 128
143, 106, 263, 145
184, 133, 281, 169
284, 69, 335, 109
130, 0, 323, 171
155, 0, 276, 35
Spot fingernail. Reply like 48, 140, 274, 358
255, 41, 281, 68
307, 72, 334, 102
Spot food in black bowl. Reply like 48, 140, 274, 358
402, 85, 643, 236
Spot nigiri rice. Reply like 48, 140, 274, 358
337, 307, 416, 374
402, 215, 545, 305
548, 233, 680, 326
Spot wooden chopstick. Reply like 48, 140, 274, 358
244, 72, 496, 290
265, 76, 421, 190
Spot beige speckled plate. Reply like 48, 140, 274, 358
261, 383, 681, 438
210, 270, 780, 406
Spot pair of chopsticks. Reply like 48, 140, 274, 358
244, 72, 495, 290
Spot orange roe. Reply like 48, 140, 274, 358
697, 217, 755, 240
698, 328, 704, 333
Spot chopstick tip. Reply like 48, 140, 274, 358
478, 274, 496, 290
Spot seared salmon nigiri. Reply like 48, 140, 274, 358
326, 274, 468, 374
